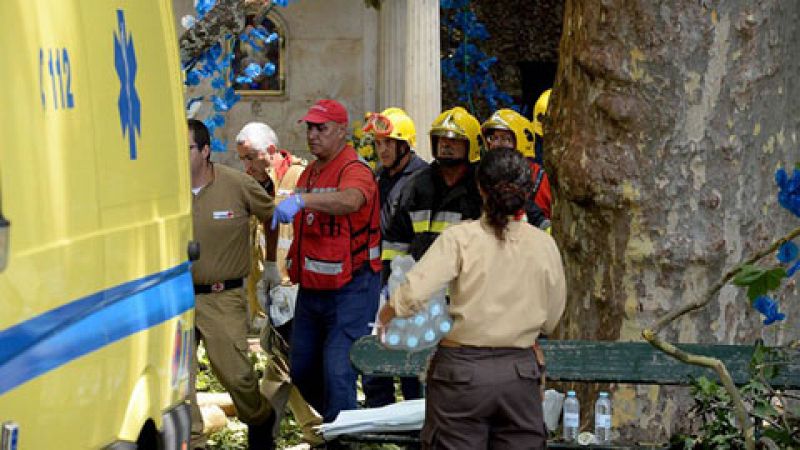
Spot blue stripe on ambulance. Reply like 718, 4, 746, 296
0, 262, 194, 395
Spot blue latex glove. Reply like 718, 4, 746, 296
271, 194, 304, 230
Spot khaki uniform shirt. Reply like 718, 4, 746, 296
390, 217, 566, 348
269, 159, 306, 281
192, 163, 274, 284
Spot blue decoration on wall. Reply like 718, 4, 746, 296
184, 1, 291, 151
776, 167, 800, 218
114, 9, 142, 160
752, 295, 786, 325
440, 0, 517, 114
195, 0, 218, 20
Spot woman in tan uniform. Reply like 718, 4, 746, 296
377, 148, 566, 450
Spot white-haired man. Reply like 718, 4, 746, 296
235, 122, 320, 445
236, 122, 308, 294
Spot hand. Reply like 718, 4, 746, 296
377, 302, 396, 329
250, 167, 269, 183
262, 260, 282, 288
376, 302, 397, 346
271, 194, 304, 230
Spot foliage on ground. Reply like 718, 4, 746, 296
670, 343, 799, 449
197, 342, 407, 449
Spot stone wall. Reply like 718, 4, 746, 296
174, 0, 378, 165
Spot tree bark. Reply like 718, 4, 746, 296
548, 0, 800, 441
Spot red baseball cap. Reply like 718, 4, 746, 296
299, 99, 349, 125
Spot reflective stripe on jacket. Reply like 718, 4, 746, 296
382, 162, 482, 264
286, 147, 381, 290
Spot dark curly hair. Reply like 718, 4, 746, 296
476, 148, 533, 240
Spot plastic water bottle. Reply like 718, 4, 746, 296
403, 332, 420, 350
428, 296, 447, 317
433, 315, 453, 334
421, 326, 438, 345
383, 318, 408, 349
384, 327, 404, 348
562, 390, 580, 441
387, 255, 415, 296
594, 392, 612, 444
387, 272, 405, 297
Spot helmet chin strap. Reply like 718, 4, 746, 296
436, 156, 468, 167
387, 143, 411, 171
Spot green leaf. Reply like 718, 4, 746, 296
750, 342, 770, 376
752, 402, 779, 419
743, 267, 787, 301
762, 427, 795, 445
694, 376, 717, 396
732, 264, 765, 286
749, 343, 785, 379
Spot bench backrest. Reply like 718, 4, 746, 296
350, 336, 800, 389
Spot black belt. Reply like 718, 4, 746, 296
194, 278, 244, 294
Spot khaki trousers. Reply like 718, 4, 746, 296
189, 288, 272, 448
260, 322, 323, 444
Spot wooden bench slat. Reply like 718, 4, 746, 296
350, 337, 432, 377
350, 337, 800, 389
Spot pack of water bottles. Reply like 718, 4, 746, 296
381, 256, 454, 351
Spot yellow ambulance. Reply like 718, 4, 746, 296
0, 1, 195, 449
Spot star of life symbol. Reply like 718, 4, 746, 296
114, 9, 142, 160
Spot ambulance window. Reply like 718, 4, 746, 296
231, 11, 286, 96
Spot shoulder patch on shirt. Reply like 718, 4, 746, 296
213, 210, 235, 219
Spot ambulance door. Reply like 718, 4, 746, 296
77, 1, 191, 287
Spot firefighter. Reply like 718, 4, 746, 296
482, 108, 552, 229
361, 107, 428, 407
382, 106, 483, 267
532, 88, 552, 164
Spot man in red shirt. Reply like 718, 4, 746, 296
271, 99, 381, 423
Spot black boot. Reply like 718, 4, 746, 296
247, 410, 276, 450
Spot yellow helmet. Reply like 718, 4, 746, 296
481, 108, 535, 158
532, 89, 551, 137
430, 106, 482, 162
363, 107, 417, 149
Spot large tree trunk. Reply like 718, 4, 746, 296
548, 0, 800, 441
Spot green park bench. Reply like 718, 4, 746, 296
335, 336, 800, 449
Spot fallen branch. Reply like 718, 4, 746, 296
642, 224, 800, 450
